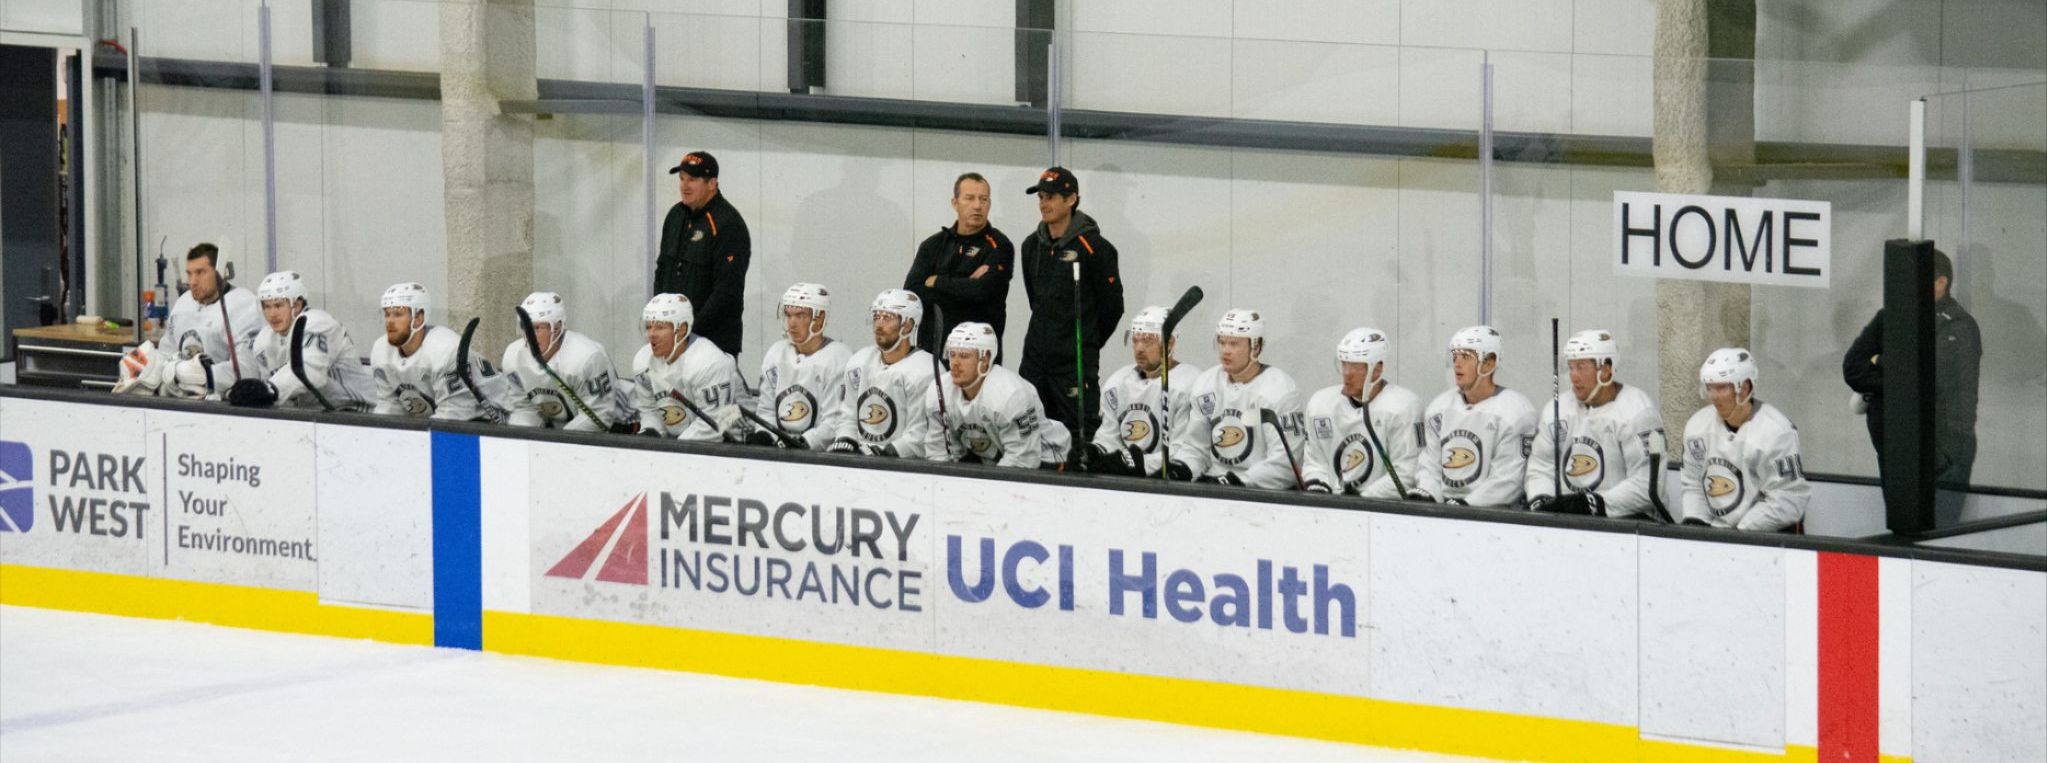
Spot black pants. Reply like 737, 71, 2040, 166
1022, 365, 1099, 455
1865, 410, 1975, 526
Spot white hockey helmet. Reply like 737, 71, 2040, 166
1336, 327, 1389, 365
643, 293, 693, 331
871, 288, 923, 328
781, 282, 831, 315
1447, 325, 1502, 364
381, 282, 429, 322
257, 270, 307, 304
1216, 308, 1265, 340
946, 322, 1000, 358
1126, 305, 1169, 342
1564, 329, 1618, 367
520, 291, 566, 326
1698, 347, 1758, 402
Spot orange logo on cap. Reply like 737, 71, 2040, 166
1042, 171, 1058, 181
684, 154, 702, 165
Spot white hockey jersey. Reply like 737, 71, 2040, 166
924, 364, 1056, 468
1176, 364, 1306, 489
1525, 384, 1664, 518
755, 337, 854, 450
1680, 401, 1809, 532
369, 325, 513, 421
1301, 382, 1425, 500
247, 308, 374, 411
1419, 386, 1538, 506
147, 285, 264, 394
630, 336, 740, 442
502, 330, 630, 431
1090, 362, 1202, 476
833, 346, 937, 458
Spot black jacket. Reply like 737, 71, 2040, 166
1018, 210, 1123, 375
655, 192, 751, 354
904, 224, 1015, 353
1842, 294, 1981, 465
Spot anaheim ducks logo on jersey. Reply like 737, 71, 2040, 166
532, 388, 568, 421
1565, 436, 1606, 492
957, 423, 1000, 460
776, 385, 819, 433
394, 383, 436, 417
1211, 410, 1256, 466
856, 387, 901, 443
1441, 429, 1484, 489
176, 330, 205, 359
658, 396, 689, 428
1703, 456, 1746, 516
1334, 433, 1377, 491
1118, 402, 1161, 451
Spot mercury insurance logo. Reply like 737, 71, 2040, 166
0, 440, 32, 532
544, 492, 649, 585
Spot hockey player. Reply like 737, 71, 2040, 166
221, 270, 374, 411
1680, 348, 1809, 532
746, 283, 852, 450
1170, 309, 1306, 489
1415, 326, 1537, 507
1302, 327, 1424, 499
116, 242, 262, 398
924, 322, 1068, 468
1525, 329, 1665, 518
1083, 306, 1201, 477
827, 289, 935, 458
629, 293, 743, 441
368, 282, 512, 421
502, 292, 631, 431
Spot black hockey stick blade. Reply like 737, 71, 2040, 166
289, 314, 337, 412
926, 302, 950, 420
454, 317, 499, 421
515, 305, 546, 360
1159, 285, 1205, 339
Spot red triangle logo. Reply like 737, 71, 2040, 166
544, 492, 649, 584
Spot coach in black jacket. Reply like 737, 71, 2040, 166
655, 150, 751, 354
1018, 167, 1123, 451
904, 172, 1015, 359
1842, 247, 1980, 519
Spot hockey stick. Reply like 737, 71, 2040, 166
664, 388, 726, 437
927, 303, 950, 424
734, 404, 804, 448
1258, 408, 1307, 491
1645, 436, 1675, 524
515, 306, 609, 430
454, 317, 503, 422
1550, 318, 1563, 504
1156, 286, 1203, 480
1356, 380, 1408, 498
288, 314, 337, 412
1069, 262, 1088, 471
217, 282, 244, 379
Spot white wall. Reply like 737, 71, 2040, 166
109, 0, 2047, 491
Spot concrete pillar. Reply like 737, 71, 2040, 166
1653, 0, 1750, 450
439, 0, 536, 355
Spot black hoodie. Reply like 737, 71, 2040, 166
1018, 210, 1123, 375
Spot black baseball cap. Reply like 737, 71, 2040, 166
1024, 166, 1077, 196
669, 151, 718, 178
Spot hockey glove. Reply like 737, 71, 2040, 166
225, 379, 279, 407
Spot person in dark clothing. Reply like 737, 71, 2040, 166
904, 172, 1015, 360
1842, 247, 1981, 524
1017, 167, 1124, 458
654, 150, 751, 355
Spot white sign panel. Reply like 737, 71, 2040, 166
147, 411, 319, 591
0, 399, 155, 576
1614, 191, 1832, 288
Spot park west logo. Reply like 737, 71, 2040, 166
0, 440, 32, 532
544, 492, 650, 585
32, 443, 152, 540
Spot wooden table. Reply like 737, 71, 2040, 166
10, 323, 138, 390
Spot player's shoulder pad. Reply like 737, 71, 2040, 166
1750, 402, 1799, 438
1682, 405, 1720, 437
1425, 387, 1462, 416
1377, 383, 1422, 413
300, 308, 342, 333
1102, 363, 1139, 388
815, 338, 854, 364
224, 284, 263, 311
1306, 384, 1347, 413
1492, 387, 1539, 418
1167, 362, 1203, 386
